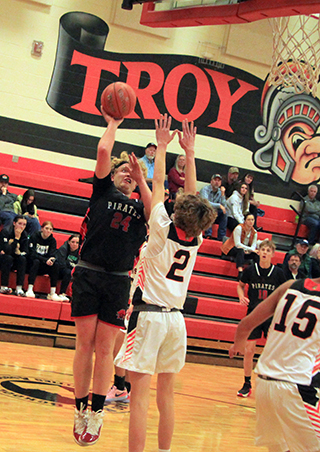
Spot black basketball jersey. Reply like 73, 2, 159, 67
241, 263, 286, 310
80, 173, 147, 272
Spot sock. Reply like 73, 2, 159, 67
16, 285, 22, 291
28, 284, 33, 291
159, 449, 171, 452
1, 286, 7, 290
125, 381, 131, 393
91, 393, 106, 412
245, 376, 251, 385
75, 395, 89, 411
50, 287, 56, 295
114, 375, 125, 391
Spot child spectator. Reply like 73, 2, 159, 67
56, 234, 80, 301
168, 154, 185, 198
26, 221, 61, 301
0, 214, 28, 296
14, 189, 41, 236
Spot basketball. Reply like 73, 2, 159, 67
101, 82, 137, 119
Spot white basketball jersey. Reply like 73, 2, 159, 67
255, 278, 320, 386
131, 202, 202, 310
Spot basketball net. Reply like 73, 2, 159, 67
268, 15, 320, 97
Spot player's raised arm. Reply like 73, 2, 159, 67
177, 120, 197, 195
229, 279, 293, 358
152, 114, 176, 208
95, 106, 124, 179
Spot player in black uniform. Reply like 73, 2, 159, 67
72, 109, 151, 446
236, 239, 286, 397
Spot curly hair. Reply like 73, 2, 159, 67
111, 152, 147, 179
173, 194, 217, 238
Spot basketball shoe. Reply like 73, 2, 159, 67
105, 384, 129, 403
80, 410, 105, 445
73, 405, 88, 446
237, 382, 252, 398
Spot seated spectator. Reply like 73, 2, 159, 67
221, 166, 239, 199
282, 239, 312, 277
26, 221, 61, 301
309, 243, 320, 278
200, 173, 227, 241
239, 173, 260, 226
139, 142, 157, 188
226, 182, 249, 231
168, 154, 185, 198
13, 189, 41, 237
300, 184, 320, 245
282, 253, 306, 280
0, 174, 18, 227
56, 234, 80, 301
0, 215, 28, 296
221, 213, 259, 280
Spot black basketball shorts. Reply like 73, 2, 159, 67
71, 267, 131, 327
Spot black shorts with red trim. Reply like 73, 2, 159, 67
71, 266, 130, 327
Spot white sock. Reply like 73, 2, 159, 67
159, 449, 171, 452
50, 287, 56, 295
1, 286, 7, 290
28, 284, 33, 291
16, 285, 22, 291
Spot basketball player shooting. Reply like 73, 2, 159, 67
115, 114, 216, 452
230, 277, 320, 452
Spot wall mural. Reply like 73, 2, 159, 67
46, 11, 320, 197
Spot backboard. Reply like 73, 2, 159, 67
140, 0, 320, 28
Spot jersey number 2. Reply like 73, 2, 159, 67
274, 293, 320, 339
166, 250, 190, 282
110, 212, 131, 232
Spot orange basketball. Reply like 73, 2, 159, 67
101, 82, 137, 119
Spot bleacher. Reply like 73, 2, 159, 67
0, 154, 308, 364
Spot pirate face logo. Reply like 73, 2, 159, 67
254, 81, 320, 184
282, 122, 320, 184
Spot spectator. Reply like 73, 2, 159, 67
0, 214, 28, 296
26, 221, 61, 301
200, 173, 227, 240
221, 213, 259, 280
221, 166, 239, 199
0, 174, 17, 227
226, 182, 249, 231
239, 173, 260, 224
168, 154, 185, 198
300, 184, 320, 245
283, 239, 312, 277
309, 243, 320, 278
56, 234, 80, 301
139, 142, 157, 188
282, 253, 306, 280
13, 189, 41, 236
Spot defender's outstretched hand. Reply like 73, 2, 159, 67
177, 119, 197, 154
128, 152, 144, 185
155, 114, 177, 147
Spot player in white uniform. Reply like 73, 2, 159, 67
115, 115, 216, 452
230, 277, 320, 452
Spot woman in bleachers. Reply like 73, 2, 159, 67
56, 234, 80, 301
168, 154, 185, 198
221, 213, 259, 280
239, 173, 260, 226
226, 182, 249, 231
26, 220, 61, 301
14, 189, 41, 237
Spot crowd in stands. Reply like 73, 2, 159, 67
0, 172, 80, 299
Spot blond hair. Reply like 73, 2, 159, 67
111, 152, 148, 179
174, 194, 216, 238
258, 239, 276, 252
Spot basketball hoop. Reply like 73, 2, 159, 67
268, 15, 320, 97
